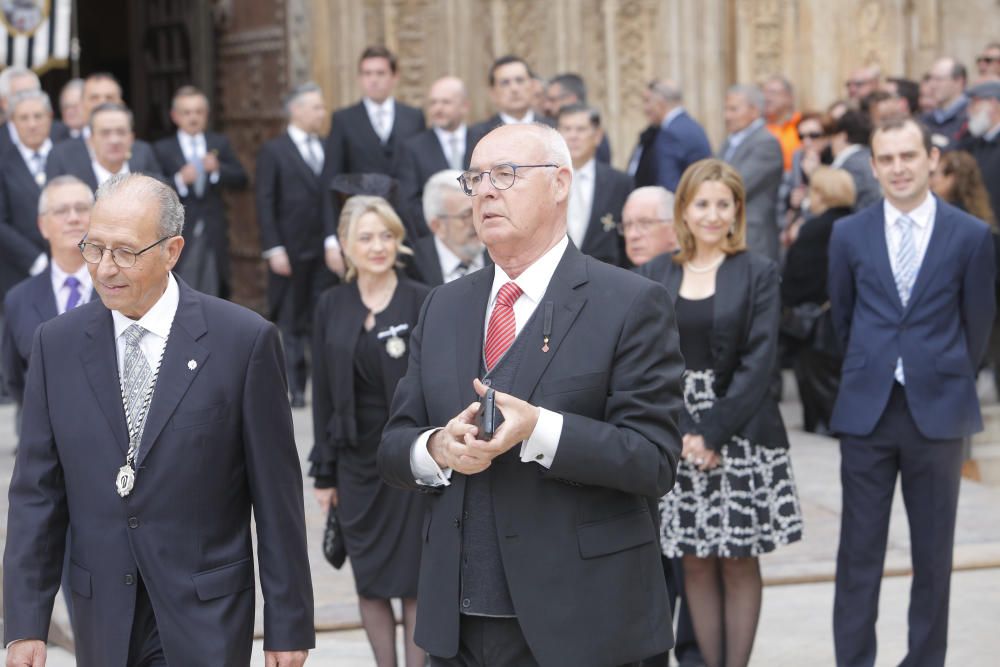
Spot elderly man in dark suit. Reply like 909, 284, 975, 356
45, 102, 164, 190
154, 85, 248, 298
0, 66, 68, 155
407, 169, 488, 287
379, 123, 684, 666
398, 76, 480, 238
557, 103, 633, 267
256, 82, 336, 408
829, 118, 995, 667
718, 84, 784, 260
3, 173, 314, 667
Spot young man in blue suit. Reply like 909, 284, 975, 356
828, 117, 995, 667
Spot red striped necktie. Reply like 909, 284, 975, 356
484, 281, 523, 370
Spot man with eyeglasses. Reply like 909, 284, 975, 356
468, 55, 556, 155
976, 42, 1000, 78
542, 73, 611, 164
621, 186, 678, 267
921, 57, 970, 151
379, 123, 684, 667
845, 65, 881, 101
3, 173, 315, 667
557, 103, 632, 267
407, 169, 488, 287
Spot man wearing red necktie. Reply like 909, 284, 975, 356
379, 123, 685, 667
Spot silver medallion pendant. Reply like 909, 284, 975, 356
116, 464, 135, 498
385, 335, 406, 359
34, 172, 46, 187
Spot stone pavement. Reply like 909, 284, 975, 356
1, 373, 999, 665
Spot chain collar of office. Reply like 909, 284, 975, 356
115, 332, 169, 498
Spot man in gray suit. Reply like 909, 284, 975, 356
718, 84, 784, 260
829, 109, 881, 210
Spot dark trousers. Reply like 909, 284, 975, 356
128, 576, 167, 667
430, 615, 639, 667
793, 348, 841, 434
833, 384, 963, 667
269, 257, 333, 396
641, 556, 701, 667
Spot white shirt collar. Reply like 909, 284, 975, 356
433, 236, 464, 276
363, 96, 395, 116
884, 191, 936, 230
287, 123, 315, 144
499, 110, 535, 125
661, 106, 685, 130
177, 130, 205, 149
50, 261, 92, 298
111, 272, 180, 341
92, 158, 130, 186
433, 124, 467, 142
575, 158, 596, 180
16, 137, 52, 165
490, 235, 569, 307
727, 117, 765, 146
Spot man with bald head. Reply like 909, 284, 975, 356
379, 123, 684, 666
621, 186, 678, 267
922, 57, 969, 151
3, 172, 314, 666
399, 76, 481, 237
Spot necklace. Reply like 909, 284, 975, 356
685, 255, 725, 273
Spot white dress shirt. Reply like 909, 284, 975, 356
884, 193, 936, 384
433, 125, 467, 171
92, 159, 130, 188
267, 125, 326, 257
410, 236, 570, 486
567, 159, 596, 249
15, 138, 52, 180
363, 96, 396, 143
111, 273, 180, 381
173, 130, 220, 197
435, 236, 485, 284
499, 110, 536, 125
50, 262, 93, 314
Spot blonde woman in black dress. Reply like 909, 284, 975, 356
310, 196, 429, 667
640, 159, 803, 667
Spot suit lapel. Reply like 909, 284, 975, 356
865, 205, 905, 312
454, 266, 494, 408
583, 164, 613, 252
31, 269, 58, 322
280, 133, 320, 188
712, 254, 748, 344
82, 304, 129, 455
169, 135, 186, 173
136, 281, 210, 466
903, 200, 955, 317
509, 246, 588, 401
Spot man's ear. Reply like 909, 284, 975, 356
553, 166, 572, 204
164, 235, 185, 270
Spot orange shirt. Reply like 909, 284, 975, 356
767, 111, 802, 172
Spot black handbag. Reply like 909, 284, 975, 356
781, 301, 841, 358
323, 506, 347, 569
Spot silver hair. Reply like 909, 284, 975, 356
8, 89, 51, 115
38, 175, 93, 215
532, 122, 572, 168
627, 186, 675, 221
422, 169, 465, 224
0, 66, 40, 102
284, 82, 322, 114
96, 173, 185, 238
728, 84, 766, 112
60, 77, 84, 98
649, 79, 683, 103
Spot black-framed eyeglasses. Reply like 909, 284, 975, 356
615, 218, 671, 236
457, 163, 560, 196
79, 236, 173, 268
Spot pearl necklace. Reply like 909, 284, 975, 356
685, 255, 725, 273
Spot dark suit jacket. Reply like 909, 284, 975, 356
378, 244, 684, 666
2, 278, 315, 666
405, 235, 491, 288
719, 124, 784, 261
45, 137, 165, 191
397, 127, 477, 238
579, 162, 633, 267
0, 149, 46, 295
0, 120, 69, 156
828, 197, 996, 439
631, 111, 712, 192
639, 251, 788, 450
153, 131, 248, 281
1, 268, 57, 402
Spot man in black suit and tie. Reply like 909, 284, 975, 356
557, 103, 633, 267
379, 123, 684, 666
46, 102, 165, 191
58, 78, 86, 139
828, 118, 995, 667
541, 73, 612, 164
398, 76, 478, 238
468, 55, 556, 154
407, 169, 487, 287
2, 176, 94, 407
0, 66, 69, 156
256, 82, 336, 408
3, 173, 314, 667
154, 85, 248, 298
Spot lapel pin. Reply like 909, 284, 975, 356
188, 359, 197, 370
601, 214, 615, 233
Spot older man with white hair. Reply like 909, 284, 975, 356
719, 84, 785, 260
621, 185, 678, 267
0, 66, 68, 155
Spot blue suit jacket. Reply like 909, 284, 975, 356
653, 111, 712, 192
828, 197, 996, 439
1, 269, 58, 403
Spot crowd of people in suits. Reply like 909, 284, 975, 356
0, 38, 999, 667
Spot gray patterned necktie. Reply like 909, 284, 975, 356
893, 215, 918, 307
121, 324, 153, 445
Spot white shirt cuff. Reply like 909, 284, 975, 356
519, 407, 562, 468
324, 235, 341, 251
410, 428, 452, 486
29, 253, 49, 276
174, 172, 189, 197
262, 245, 286, 259
209, 170, 220, 184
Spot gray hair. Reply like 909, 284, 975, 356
284, 82, 322, 114
8, 89, 52, 115
60, 77, 84, 99
648, 79, 683, 103
728, 84, 765, 112
422, 169, 465, 224
0, 66, 40, 102
627, 186, 675, 221
96, 173, 185, 238
38, 175, 94, 215
533, 122, 572, 168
